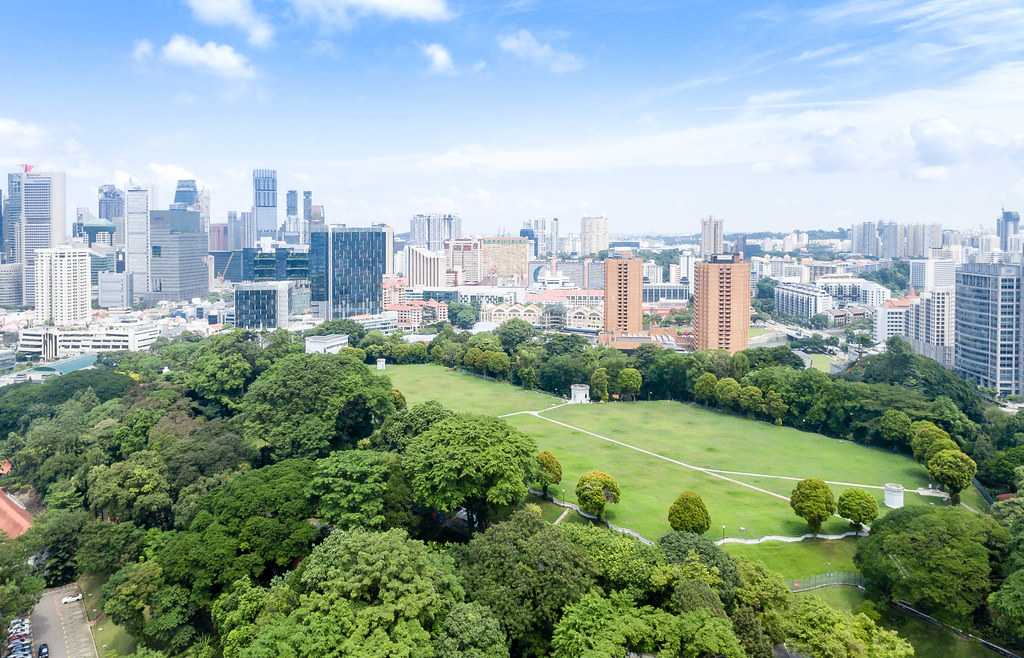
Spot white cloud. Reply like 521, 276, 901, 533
132, 39, 154, 62
421, 43, 454, 74
186, 0, 273, 47
910, 117, 964, 166
0, 118, 46, 150
747, 89, 808, 106
498, 29, 583, 74
792, 43, 850, 62
148, 163, 200, 190
289, 0, 451, 28
471, 60, 487, 73
161, 35, 256, 79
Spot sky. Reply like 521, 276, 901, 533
1, 0, 1023, 235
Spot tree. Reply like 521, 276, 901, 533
0, 538, 44, 629
104, 560, 196, 653
86, 451, 173, 527
576, 470, 621, 519
558, 524, 662, 598
990, 569, 1024, 640
484, 350, 511, 379
495, 319, 535, 355
536, 451, 562, 497
927, 449, 977, 505
738, 385, 764, 417
309, 450, 412, 530
783, 596, 912, 658
764, 389, 788, 425
369, 400, 454, 452
789, 478, 835, 533
618, 368, 642, 401
836, 489, 878, 528
239, 352, 396, 460
551, 591, 678, 658
923, 435, 960, 464
694, 372, 718, 406
458, 512, 593, 655
76, 521, 147, 576
714, 377, 742, 409
433, 602, 509, 658
181, 331, 260, 409
305, 318, 367, 343
590, 368, 610, 402
404, 414, 537, 530
878, 409, 913, 447
668, 491, 711, 534
855, 507, 1008, 624
659, 531, 741, 607
910, 420, 953, 463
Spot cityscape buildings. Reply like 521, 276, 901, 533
700, 216, 724, 256
693, 254, 750, 354
580, 216, 609, 256
33, 245, 90, 327
124, 183, 151, 294
252, 169, 278, 237
603, 255, 642, 335
18, 171, 66, 307
310, 225, 387, 320
410, 213, 461, 252
955, 263, 1022, 396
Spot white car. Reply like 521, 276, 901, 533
60, 593, 83, 604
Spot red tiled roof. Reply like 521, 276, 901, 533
0, 489, 32, 538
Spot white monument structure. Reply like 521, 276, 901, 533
570, 384, 590, 404
376, 358, 386, 370
883, 483, 904, 509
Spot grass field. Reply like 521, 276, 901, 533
810, 354, 837, 372
80, 574, 136, 658
386, 365, 964, 542
723, 539, 858, 578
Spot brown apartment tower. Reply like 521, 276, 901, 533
603, 256, 642, 335
694, 253, 751, 354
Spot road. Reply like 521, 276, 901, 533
30, 584, 97, 658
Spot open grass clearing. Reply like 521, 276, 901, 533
384, 364, 560, 417
80, 574, 136, 658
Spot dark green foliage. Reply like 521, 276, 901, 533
668, 491, 711, 534
309, 449, 414, 530
659, 531, 740, 607
76, 520, 146, 576
0, 537, 44, 628
0, 367, 132, 439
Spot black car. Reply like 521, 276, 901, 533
38, 644, 49, 657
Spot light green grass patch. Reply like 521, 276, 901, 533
386, 364, 561, 416
80, 574, 137, 658
723, 539, 859, 579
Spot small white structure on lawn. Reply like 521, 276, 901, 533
884, 483, 904, 509
570, 384, 590, 404
305, 334, 349, 354
376, 358, 386, 370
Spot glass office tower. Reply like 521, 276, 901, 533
310, 225, 386, 320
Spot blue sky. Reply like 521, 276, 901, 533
1, 0, 1023, 234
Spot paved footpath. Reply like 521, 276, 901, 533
31, 584, 98, 658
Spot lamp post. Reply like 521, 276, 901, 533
721, 525, 726, 541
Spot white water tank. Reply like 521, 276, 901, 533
884, 483, 904, 509
376, 358, 386, 370
570, 384, 590, 404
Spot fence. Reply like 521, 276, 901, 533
787, 571, 864, 592
973, 478, 997, 507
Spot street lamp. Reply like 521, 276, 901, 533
721, 525, 726, 541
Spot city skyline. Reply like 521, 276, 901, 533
1, 1, 1023, 232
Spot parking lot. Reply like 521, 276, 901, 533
29, 584, 97, 658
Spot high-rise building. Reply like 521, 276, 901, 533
603, 256, 642, 335
955, 263, 1023, 397
406, 246, 446, 287
642, 260, 663, 283
850, 222, 880, 257
580, 216, 609, 256
147, 209, 209, 302
551, 218, 560, 256
309, 225, 387, 320
98, 184, 125, 220
693, 254, 751, 354
234, 281, 295, 330
446, 238, 482, 284
909, 258, 955, 291
18, 171, 66, 307
373, 223, 395, 276
34, 244, 90, 327
909, 287, 955, 367
209, 223, 229, 251
286, 190, 298, 218
519, 227, 538, 258
97, 271, 133, 309
124, 183, 151, 294
6, 174, 22, 263
700, 216, 724, 256
0, 264, 22, 307
252, 169, 277, 237
303, 191, 312, 221
171, 179, 199, 208
479, 236, 530, 286
410, 213, 461, 252
998, 210, 1021, 252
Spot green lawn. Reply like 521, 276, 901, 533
810, 354, 836, 372
80, 574, 136, 658
386, 365, 965, 543
723, 539, 858, 578
748, 326, 769, 338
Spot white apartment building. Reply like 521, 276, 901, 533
909, 258, 955, 291
34, 245, 90, 327
700, 216, 724, 256
643, 260, 663, 283
17, 171, 66, 307
909, 287, 955, 367
817, 274, 891, 307
124, 184, 151, 294
580, 216, 609, 256
406, 246, 446, 287
774, 283, 835, 320
18, 320, 159, 360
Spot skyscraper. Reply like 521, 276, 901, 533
372, 223, 395, 275
998, 210, 1021, 252
147, 208, 209, 302
310, 226, 387, 320
580, 216, 609, 256
124, 184, 151, 294
171, 179, 199, 208
603, 255, 642, 335
956, 263, 1023, 397
97, 184, 124, 220
5, 174, 21, 263
551, 217, 560, 256
410, 213, 460, 251
693, 254, 751, 354
252, 169, 278, 237
18, 171, 66, 307
700, 216, 724, 256
303, 191, 312, 221
850, 222, 880, 257
286, 190, 298, 218
406, 246, 446, 287
34, 244, 90, 326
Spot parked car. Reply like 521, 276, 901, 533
38, 644, 49, 657
60, 593, 83, 604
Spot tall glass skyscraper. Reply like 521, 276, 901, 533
252, 169, 277, 237
97, 184, 124, 220
286, 190, 298, 217
19, 171, 67, 306
6, 174, 22, 263
172, 179, 199, 208
303, 191, 312, 221
310, 226, 386, 320
955, 263, 1024, 397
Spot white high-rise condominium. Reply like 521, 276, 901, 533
700, 216, 724, 256
125, 184, 151, 294
410, 213, 461, 252
580, 216, 609, 256
17, 171, 66, 307
34, 244, 90, 327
